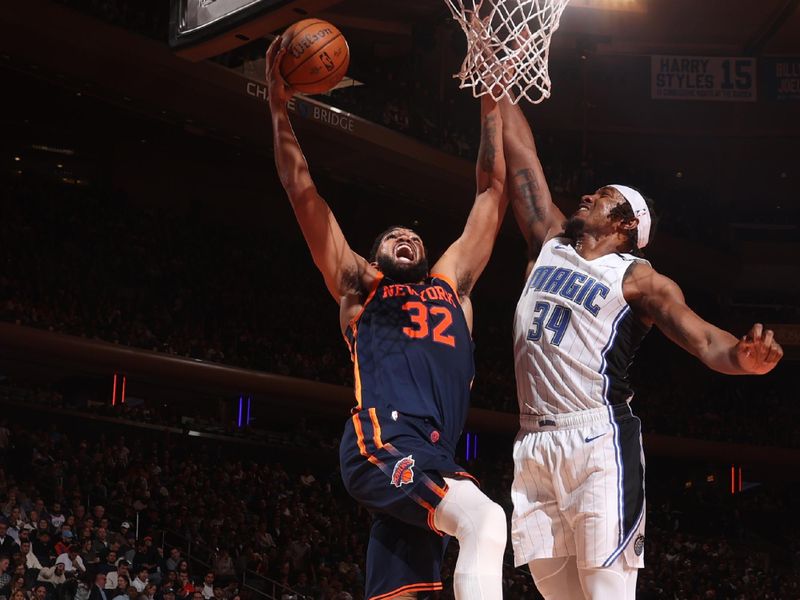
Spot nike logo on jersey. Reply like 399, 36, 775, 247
584, 433, 607, 443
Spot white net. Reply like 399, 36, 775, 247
444, 0, 570, 104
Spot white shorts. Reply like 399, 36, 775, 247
510, 403, 646, 570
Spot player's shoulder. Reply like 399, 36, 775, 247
430, 272, 459, 293
622, 259, 682, 305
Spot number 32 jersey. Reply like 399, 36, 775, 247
345, 273, 474, 451
513, 237, 650, 416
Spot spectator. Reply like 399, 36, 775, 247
199, 573, 213, 600
52, 531, 73, 558
0, 556, 11, 598
109, 575, 129, 600
97, 552, 118, 576
35, 562, 66, 587
105, 561, 131, 591
31, 533, 53, 567
131, 569, 148, 594
93, 529, 110, 556
80, 540, 99, 568
31, 585, 47, 600
47, 505, 66, 531
211, 551, 234, 584
163, 550, 180, 575
0, 526, 18, 556
112, 524, 133, 552
175, 574, 193, 600
54, 546, 85, 576
142, 583, 157, 600
89, 574, 109, 600
19, 542, 41, 571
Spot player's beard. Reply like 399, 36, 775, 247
563, 216, 586, 242
377, 254, 429, 284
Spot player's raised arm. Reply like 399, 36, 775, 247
499, 99, 566, 254
625, 262, 784, 375
266, 40, 374, 304
433, 95, 507, 306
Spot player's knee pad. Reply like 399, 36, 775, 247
474, 500, 507, 552
435, 478, 507, 550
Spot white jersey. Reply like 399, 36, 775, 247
513, 237, 650, 416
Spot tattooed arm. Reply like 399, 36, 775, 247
433, 96, 507, 329
498, 99, 566, 261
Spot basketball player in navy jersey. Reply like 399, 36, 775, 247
498, 98, 783, 599
266, 40, 508, 600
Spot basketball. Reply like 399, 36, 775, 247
279, 19, 350, 95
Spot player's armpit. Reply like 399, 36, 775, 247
432, 186, 507, 302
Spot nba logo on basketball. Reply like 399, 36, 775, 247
319, 51, 334, 72
390, 455, 415, 487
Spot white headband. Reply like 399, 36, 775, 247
608, 184, 651, 249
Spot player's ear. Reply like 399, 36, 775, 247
619, 217, 639, 232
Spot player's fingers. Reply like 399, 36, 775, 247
273, 48, 289, 86
765, 342, 783, 363
751, 322, 763, 341
266, 36, 280, 63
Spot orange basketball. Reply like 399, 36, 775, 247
279, 19, 350, 95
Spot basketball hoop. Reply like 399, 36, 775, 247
444, 0, 570, 104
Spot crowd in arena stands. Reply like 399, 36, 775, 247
0, 419, 371, 600
53, 0, 167, 41
0, 414, 798, 600
52, 0, 797, 246
1, 175, 796, 448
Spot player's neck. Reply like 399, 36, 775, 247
574, 233, 623, 260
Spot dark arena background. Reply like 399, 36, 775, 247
1, 1, 799, 599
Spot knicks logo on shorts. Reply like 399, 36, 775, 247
390, 455, 415, 488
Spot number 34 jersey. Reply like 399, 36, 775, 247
345, 273, 475, 452
513, 237, 651, 416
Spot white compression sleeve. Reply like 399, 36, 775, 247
432, 477, 507, 600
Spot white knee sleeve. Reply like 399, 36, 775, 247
433, 477, 506, 600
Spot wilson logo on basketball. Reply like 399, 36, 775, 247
289, 28, 334, 59
390, 455, 416, 488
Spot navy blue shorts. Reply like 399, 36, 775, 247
340, 408, 472, 600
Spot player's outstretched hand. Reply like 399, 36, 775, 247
266, 37, 293, 107
735, 323, 783, 375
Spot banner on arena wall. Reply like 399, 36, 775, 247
651, 56, 757, 101
244, 79, 358, 133
762, 57, 800, 101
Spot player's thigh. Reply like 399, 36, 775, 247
577, 558, 638, 600
571, 419, 645, 570
529, 556, 584, 600
511, 433, 574, 562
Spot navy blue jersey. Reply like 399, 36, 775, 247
344, 273, 475, 451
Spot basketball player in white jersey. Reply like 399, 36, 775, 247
498, 99, 784, 599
